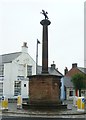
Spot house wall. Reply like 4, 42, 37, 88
3, 52, 36, 98
66, 88, 86, 100
64, 66, 85, 100
3, 63, 13, 98
66, 88, 75, 100
21, 80, 29, 98
13, 52, 36, 76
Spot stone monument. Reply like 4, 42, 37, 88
23, 10, 66, 109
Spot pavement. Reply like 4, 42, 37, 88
0, 100, 86, 118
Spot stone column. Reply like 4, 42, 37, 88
40, 19, 51, 74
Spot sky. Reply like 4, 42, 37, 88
0, 0, 85, 74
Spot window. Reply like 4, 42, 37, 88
27, 65, 32, 76
17, 76, 24, 80
24, 84, 26, 87
14, 81, 21, 96
0, 65, 4, 76
0, 76, 4, 81
69, 90, 73, 96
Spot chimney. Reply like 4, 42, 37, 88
22, 42, 28, 53
64, 67, 68, 75
51, 61, 56, 69
72, 63, 77, 68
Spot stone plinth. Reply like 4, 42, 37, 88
29, 74, 61, 105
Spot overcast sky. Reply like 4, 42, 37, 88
0, 0, 85, 74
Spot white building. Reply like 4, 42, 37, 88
0, 42, 36, 99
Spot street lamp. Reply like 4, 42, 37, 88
36, 39, 40, 75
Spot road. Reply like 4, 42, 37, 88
1, 113, 86, 120
1, 116, 86, 120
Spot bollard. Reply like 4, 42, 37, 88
77, 97, 85, 112
1, 96, 8, 110
17, 95, 22, 109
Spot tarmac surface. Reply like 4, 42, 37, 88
1, 116, 86, 120
0, 100, 86, 119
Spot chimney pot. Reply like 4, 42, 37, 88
22, 42, 28, 53
72, 63, 77, 68
23, 42, 28, 48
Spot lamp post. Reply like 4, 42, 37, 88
36, 39, 40, 75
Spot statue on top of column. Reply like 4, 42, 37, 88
40, 10, 49, 19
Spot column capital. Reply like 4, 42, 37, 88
40, 19, 51, 26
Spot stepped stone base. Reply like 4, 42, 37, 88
22, 102, 67, 110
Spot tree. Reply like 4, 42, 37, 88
71, 73, 86, 97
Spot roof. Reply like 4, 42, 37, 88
0, 52, 21, 65
78, 67, 86, 74
64, 76, 73, 88
37, 66, 63, 77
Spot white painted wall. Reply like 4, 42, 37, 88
13, 52, 36, 76
3, 63, 13, 98
3, 52, 36, 98
21, 80, 29, 98
66, 88, 75, 100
